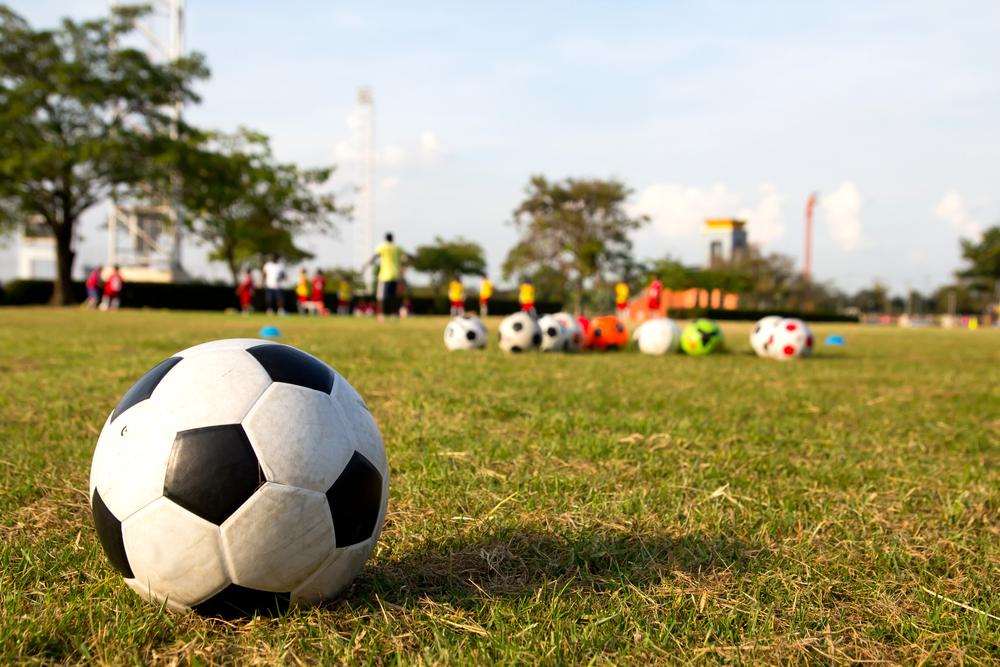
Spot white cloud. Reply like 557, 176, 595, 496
819, 182, 863, 252
380, 176, 399, 191
630, 183, 740, 239
933, 190, 982, 240
381, 144, 408, 166
738, 183, 786, 244
631, 182, 788, 245
419, 130, 443, 157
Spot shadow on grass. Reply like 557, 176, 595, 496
352, 526, 768, 607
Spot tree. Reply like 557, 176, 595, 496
957, 225, 1000, 309
410, 236, 486, 296
0, 5, 207, 304
180, 129, 346, 284
503, 176, 647, 313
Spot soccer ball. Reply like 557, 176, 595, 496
767, 318, 814, 360
749, 315, 782, 357
89, 339, 388, 616
552, 312, 585, 352
633, 318, 681, 355
498, 312, 541, 352
589, 315, 628, 350
444, 314, 488, 350
680, 319, 724, 356
537, 314, 567, 352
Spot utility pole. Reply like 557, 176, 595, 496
804, 192, 817, 281
355, 87, 375, 290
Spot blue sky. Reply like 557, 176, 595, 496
3, 1, 999, 293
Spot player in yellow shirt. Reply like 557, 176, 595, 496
366, 232, 403, 321
615, 281, 630, 318
519, 278, 536, 317
337, 278, 352, 315
479, 277, 493, 317
448, 277, 465, 316
295, 268, 310, 314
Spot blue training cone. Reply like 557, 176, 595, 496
824, 334, 845, 346
259, 325, 281, 339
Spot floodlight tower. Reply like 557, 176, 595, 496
106, 0, 187, 282
355, 87, 375, 277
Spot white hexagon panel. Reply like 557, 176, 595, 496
121, 497, 229, 609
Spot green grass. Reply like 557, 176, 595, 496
1, 308, 998, 664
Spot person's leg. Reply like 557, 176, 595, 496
375, 281, 386, 321
277, 290, 286, 315
383, 281, 398, 319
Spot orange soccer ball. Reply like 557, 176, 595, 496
588, 315, 628, 350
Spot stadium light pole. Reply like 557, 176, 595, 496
804, 192, 817, 281
355, 87, 375, 290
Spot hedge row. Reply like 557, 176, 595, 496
0, 279, 561, 315
0, 280, 858, 322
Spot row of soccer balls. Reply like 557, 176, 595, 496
445, 312, 815, 359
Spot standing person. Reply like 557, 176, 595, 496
615, 280, 630, 318
366, 232, 403, 322
262, 255, 286, 315
337, 278, 352, 315
448, 276, 465, 316
479, 276, 493, 317
646, 276, 663, 320
84, 265, 103, 309
311, 269, 327, 315
235, 268, 255, 316
100, 265, 123, 311
519, 277, 536, 317
295, 268, 310, 314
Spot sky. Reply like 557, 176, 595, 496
2, 0, 998, 293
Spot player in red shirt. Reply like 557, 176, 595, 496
235, 269, 255, 315
84, 265, 103, 309
646, 277, 663, 317
100, 265, 124, 311
311, 270, 327, 315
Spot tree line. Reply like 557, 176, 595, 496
1, 5, 997, 315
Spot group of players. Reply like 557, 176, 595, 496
82, 265, 125, 311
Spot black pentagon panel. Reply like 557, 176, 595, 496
512, 321, 523, 332
465, 330, 476, 341
247, 344, 335, 394
192, 584, 290, 619
326, 451, 383, 548
164, 425, 264, 525
91, 489, 133, 578
111, 357, 182, 421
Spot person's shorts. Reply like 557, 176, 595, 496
648, 300, 661, 310
521, 303, 535, 312
87, 287, 100, 300
377, 280, 397, 301
450, 300, 464, 309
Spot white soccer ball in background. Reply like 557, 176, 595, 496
498, 312, 541, 353
767, 318, 814, 360
552, 312, 585, 352
89, 339, 388, 617
633, 318, 681, 355
537, 314, 567, 352
750, 315, 783, 357
444, 314, 488, 350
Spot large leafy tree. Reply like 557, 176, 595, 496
0, 5, 207, 304
180, 129, 346, 284
503, 176, 647, 313
958, 225, 1000, 308
410, 236, 486, 296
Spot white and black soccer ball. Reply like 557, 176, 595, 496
89, 338, 388, 616
750, 315, 782, 357
536, 314, 567, 352
444, 315, 488, 350
767, 318, 814, 360
633, 318, 681, 355
498, 312, 541, 353
552, 312, 585, 352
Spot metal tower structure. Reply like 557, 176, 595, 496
354, 86, 376, 281
106, 0, 187, 282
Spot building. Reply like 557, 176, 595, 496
704, 218, 748, 267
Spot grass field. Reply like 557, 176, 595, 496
1, 308, 997, 664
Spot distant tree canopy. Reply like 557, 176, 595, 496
0, 4, 207, 304
410, 236, 487, 295
958, 225, 1000, 302
503, 176, 647, 313
180, 128, 346, 285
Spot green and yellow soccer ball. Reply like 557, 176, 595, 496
680, 319, 724, 356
